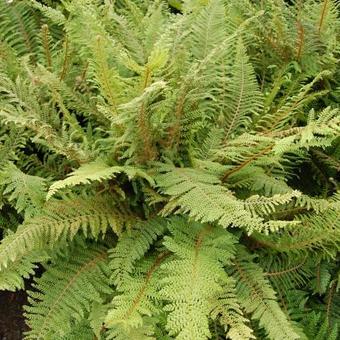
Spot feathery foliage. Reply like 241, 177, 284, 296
0, 0, 339, 339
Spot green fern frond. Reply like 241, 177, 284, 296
189, 0, 226, 61
105, 253, 168, 339
89, 302, 110, 339
257, 71, 331, 132
156, 165, 296, 234
27, 0, 66, 25
91, 35, 124, 114
244, 190, 301, 217
0, 1, 41, 57
47, 159, 154, 200
0, 195, 129, 269
259, 253, 313, 292
311, 149, 340, 172
156, 165, 261, 231
24, 244, 111, 340
0, 162, 47, 217
255, 207, 340, 256
0, 73, 91, 163
294, 194, 332, 213
0, 250, 49, 292
231, 247, 300, 340
56, 321, 94, 340
302, 311, 338, 340
0, 40, 21, 78
106, 322, 156, 340
211, 277, 254, 340
159, 218, 236, 340
223, 39, 263, 140
109, 217, 167, 289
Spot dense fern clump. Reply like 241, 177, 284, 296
0, 0, 339, 339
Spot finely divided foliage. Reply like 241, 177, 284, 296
0, 0, 339, 339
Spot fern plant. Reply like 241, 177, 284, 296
0, 0, 339, 339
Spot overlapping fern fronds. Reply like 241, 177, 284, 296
0, 0, 339, 339
25, 243, 112, 339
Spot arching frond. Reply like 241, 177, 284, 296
24, 244, 111, 339
0, 195, 130, 269
223, 39, 263, 140
47, 159, 154, 199
156, 165, 297, 234
0, 250, 49, 291
231, 247, 300, 340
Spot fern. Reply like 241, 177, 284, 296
156, 165, 297, 234
47, 159, 154, 199
0, 0, 339, 339
0, 195, 129, 269
211, 278, 254, 340
24, 243, 111, 339
106, 253, 167, 339
223, 39, 263, 140
0, 162, 47, 218
189, 0, 227, 61
159, 218, 236, 339
231, 247, 299, 340
254, 206, 340, 256
105, 218, 167, 338
0, 1, 41, 57
109, 218, 167, 289
0, 250, 49, 292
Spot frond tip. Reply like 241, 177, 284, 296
156, 165, 298, 234
47, 160, 154, 199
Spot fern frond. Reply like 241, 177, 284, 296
302, 311, 338, 340
91, 35, 124, 114
0, 162, 47, 217
0, 250, 49, 292
244, 190, 301, 217
294, 194, 332, 213
211, 277, 255, 340
259, 253, 312, 292
159, 218, 236, 340
156, 165, 296, 234
24, 244, 111, 339
105, 252, 169, 339
0, 195, 129, 269
257, 71, 331, 132
311, 149, 340, 172
0, 89, 91, 164
47, 159, 154, 199
189, 0, 226, 61
0, 1, 40, 57
231, 247, 300, 340
27, 0, 66, 25
109, 217, 167, 289
223, 39, 263, 140
256, 207, 340, 256
57, 321, 94, 340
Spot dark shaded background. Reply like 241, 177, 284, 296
0, 291, 28, 340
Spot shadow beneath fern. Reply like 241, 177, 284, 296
0, 290, 28, 340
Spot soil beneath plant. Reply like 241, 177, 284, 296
0, 290, 28, 340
